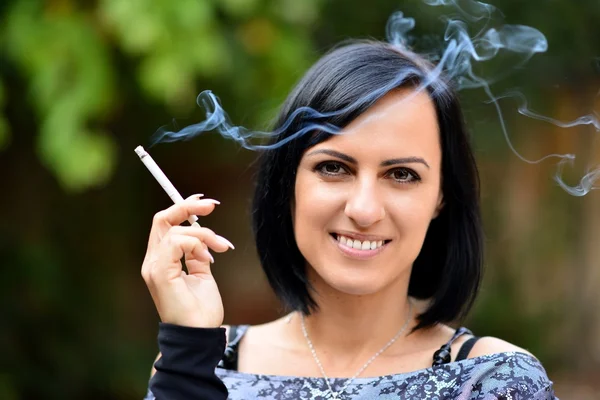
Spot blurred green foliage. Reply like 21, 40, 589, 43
1, 0, 600, 398
1, 0, 318, 191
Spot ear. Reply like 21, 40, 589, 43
432, 192, 444, 219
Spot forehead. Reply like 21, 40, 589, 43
311, 88, 441, 163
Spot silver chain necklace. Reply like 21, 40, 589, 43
299, 300, 413, 400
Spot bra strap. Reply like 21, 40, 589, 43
455, 336, 480, 361
432, 327, 472, 366
218, 325, 249, 370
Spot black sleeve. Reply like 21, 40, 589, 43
149, 323, 229, 400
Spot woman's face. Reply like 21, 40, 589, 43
293, 88, 443, 296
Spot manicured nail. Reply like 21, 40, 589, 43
195, 194, 204, 199
216, 235, 235, 250
203, 249, 214, 264
202, 199, 220, 205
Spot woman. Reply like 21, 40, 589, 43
142, 41, 557, 399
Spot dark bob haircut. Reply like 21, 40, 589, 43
251, 41, 483, 330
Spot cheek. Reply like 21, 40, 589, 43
293, 176, 315, 238
295, 180, 337, 231
295, 170, 347, 212
293, 175, 348, 255
386, 187, 440, 230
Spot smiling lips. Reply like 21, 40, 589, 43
331, 233, 391, 259
336, 234, 385, 250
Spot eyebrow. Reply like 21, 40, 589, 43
306, 149, 430, 169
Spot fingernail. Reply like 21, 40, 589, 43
202, 199, 220, 205
216, 235, 235, 250
204, 249, 215, 264
196, 194, 205, 199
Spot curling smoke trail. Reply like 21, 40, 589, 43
150, 0, 599, 196
412, 0, 600, 196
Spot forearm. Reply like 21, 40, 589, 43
149, 323, 228, 400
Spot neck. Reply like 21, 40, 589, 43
291, 272, 416, 373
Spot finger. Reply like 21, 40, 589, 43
169, 226, 235, 253
158, 234, 213, 271
141, 233, 211, 290
150, 195, 220, 234
184, 258, 211, 276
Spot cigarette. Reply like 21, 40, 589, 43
134, 145, 200, 227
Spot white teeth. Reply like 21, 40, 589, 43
335, 235, 386, 250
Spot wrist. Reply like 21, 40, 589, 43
159, 311, 222, 329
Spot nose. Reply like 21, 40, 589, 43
344, 177, 385, 228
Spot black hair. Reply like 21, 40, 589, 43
251, 41, 483, 330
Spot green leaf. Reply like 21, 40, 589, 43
5, 2, 117, 191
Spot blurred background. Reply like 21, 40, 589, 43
1, 0, 599, 398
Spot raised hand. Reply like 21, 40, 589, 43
141, 194, 234, 328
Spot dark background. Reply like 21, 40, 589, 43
1, 0, 599, 398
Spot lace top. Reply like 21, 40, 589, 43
214, 351, 555, 399
144, 324, 557, 399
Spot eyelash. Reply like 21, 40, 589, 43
314, 161, 421, 184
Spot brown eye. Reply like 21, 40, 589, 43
324, 163, 341, 173
390, 168, 420, 183
316, 161, 346, 175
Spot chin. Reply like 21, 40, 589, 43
316, 267, 391, 297
330, 283, 382, 296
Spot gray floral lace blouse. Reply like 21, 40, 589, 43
209, 351, 555, 399
144, 325, 557, 399
146, 352, 555, 399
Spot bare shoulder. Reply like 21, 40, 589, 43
240, 318, 286, 346
468, 336, 534, 359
